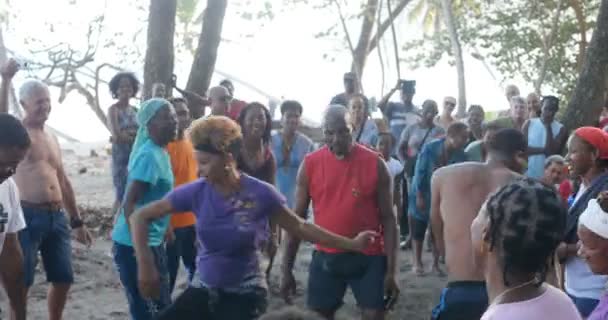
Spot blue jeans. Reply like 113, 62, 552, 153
568, 294, 599, 318
166, 225, 196, 293
19, 206, 74, 287
113, 243, 171, 320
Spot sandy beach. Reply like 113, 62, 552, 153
16, 142, 447, 319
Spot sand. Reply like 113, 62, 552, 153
13, 142, 447, 319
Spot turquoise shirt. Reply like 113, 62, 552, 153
409, 138, 467, 222
112, 140, 175, 247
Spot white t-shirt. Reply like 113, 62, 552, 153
387, 158, 404, 180
0, 178, 26, 252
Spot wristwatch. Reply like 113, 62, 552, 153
70, 217, 84, 229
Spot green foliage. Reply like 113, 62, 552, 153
176, 0, 199, 25
407, 0, 479, 35
402, 0, 600, 100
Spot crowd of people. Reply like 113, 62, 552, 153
1, 55, 608, 320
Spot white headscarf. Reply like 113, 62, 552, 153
579, 199, 608, 239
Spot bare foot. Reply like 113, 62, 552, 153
433, 264, 446, 277
413, 265, 425, 276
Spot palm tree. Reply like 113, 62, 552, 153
408, 0, 476, 116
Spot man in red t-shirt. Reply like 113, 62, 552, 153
280, 105, 399, 320
220, 79, 247, 120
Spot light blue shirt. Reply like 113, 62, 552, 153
271, 131, 314, 208
354, 118, 379, 148
112, 140, 174, 247
526, 118, 563, 179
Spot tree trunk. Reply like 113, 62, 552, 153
440, 0, 467, 117
186, 0, 228, 97
351, 0, 379, 79
561, 0, 608, 132
143, 0, 177, 100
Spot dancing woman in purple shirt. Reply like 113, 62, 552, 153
128, 116, 376, 320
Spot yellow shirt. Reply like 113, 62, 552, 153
167, 138, 198, 228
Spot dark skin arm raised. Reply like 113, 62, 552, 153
377, 82, 400, 113
0, 234, 26, 320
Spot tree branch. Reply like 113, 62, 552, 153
332, 0, 363, 92
534, 0, 564, 94
368, 0, 412, 55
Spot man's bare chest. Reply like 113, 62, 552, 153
25, 132, 60, 166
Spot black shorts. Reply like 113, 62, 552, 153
411, 217, 429, 241
431, 281, 488, 320
307, 251, 386, 311
155, 287, 267, 320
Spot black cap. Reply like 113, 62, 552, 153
343, 72, 357, 81
401, 80, 416, 94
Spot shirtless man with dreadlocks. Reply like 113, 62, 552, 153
429, 128, 528, 320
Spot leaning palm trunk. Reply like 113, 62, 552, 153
440, 0, 467, 117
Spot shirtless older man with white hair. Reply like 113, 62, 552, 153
1, 66, 92, 320
429, 128, 527, 320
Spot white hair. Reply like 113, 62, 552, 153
510, 95, 526, 106
19, 79, 48, 103
545, 155, 565, 169
323, 104, 349, 127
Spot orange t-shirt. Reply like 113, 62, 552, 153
167, 138, 198, 228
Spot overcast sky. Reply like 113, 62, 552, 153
6, 0, 533, 142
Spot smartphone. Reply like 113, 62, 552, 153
383, 294, 397, 310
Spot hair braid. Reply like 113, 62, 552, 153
485, 177, 566, 286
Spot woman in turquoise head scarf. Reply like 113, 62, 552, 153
112, 98, 178, 320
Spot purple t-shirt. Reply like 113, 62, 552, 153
167, 174, 286, 289
589, 293, 608, 320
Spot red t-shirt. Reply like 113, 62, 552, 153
305, 144, 384, 255
227, 99, 247, 121
559, 180, 573, 203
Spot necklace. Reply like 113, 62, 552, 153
491, 278, 537, 307
281, 133, 295, 168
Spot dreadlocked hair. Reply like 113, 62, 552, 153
485, 177, 566, 287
